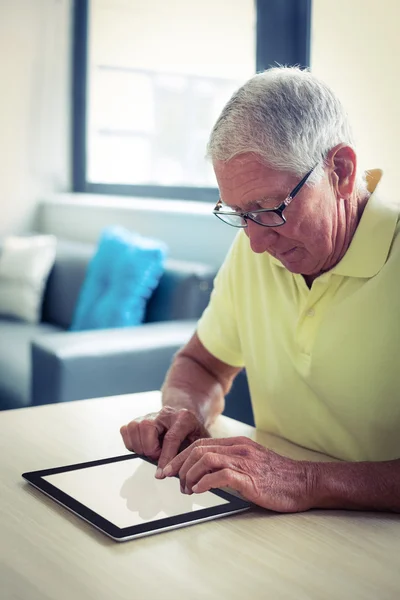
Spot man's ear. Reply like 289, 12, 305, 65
325, 144, 357, 199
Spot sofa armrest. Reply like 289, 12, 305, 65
31, 321, 196, 406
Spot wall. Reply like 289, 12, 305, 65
0, 0, 71, 235
311, 0, 400, 198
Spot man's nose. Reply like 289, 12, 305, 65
245, 219, 279, 254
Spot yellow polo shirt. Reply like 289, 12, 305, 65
197, 170, 400, 462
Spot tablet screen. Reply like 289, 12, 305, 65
42, 457, 229, 529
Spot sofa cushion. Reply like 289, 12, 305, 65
0, 319, 61, 410
0, 235, 57, 323
70, 227, 167, 331
42, 239, 215, 329
41, 239, 93, 329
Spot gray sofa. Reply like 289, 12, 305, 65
0, 238, 253, 424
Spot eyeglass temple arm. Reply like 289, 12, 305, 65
289, 167, 315, 199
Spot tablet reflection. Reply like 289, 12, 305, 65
119, 460, 203, 520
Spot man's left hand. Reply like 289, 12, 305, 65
161, 436, 318, 513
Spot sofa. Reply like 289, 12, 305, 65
0, 238, 253, 424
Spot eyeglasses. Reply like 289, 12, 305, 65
213, 166, 316, 228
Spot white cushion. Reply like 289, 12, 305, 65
0, 235, 57, 324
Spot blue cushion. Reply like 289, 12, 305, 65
70, 227, 167, 331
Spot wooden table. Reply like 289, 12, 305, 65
1, 392, 400, 600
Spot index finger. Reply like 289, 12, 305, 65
160, 443, 193, 477
157, 413, 204, 472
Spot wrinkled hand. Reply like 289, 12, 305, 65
120, 406, 210, 473
161, 436, 316, 513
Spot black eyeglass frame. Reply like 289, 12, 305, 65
213, 166, 316, 228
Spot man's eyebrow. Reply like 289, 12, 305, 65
221, 194, 283, 211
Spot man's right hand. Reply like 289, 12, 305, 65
120, 406, 210, 477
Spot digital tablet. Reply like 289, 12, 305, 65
22, 454, 251, 541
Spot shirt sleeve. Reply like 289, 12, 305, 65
197, 232, 245, 367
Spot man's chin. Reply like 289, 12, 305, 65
283, 263, 304, 274
276, 253, 304, 273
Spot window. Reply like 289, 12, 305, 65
73, 0, 311, 201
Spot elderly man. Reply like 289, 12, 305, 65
120, 67, 400, 513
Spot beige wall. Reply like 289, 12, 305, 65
0, 0, 71, 235
311, 0, 400, 198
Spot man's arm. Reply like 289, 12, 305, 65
161, 332, 242, 427
120, 332, 241, 469
312, 459, 400, 512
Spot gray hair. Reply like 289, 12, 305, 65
207, 67, 367, 194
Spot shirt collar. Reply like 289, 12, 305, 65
271, 170, 399, 279
331, 169, 398, 278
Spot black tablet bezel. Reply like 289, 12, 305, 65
22, 454, 251, 540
